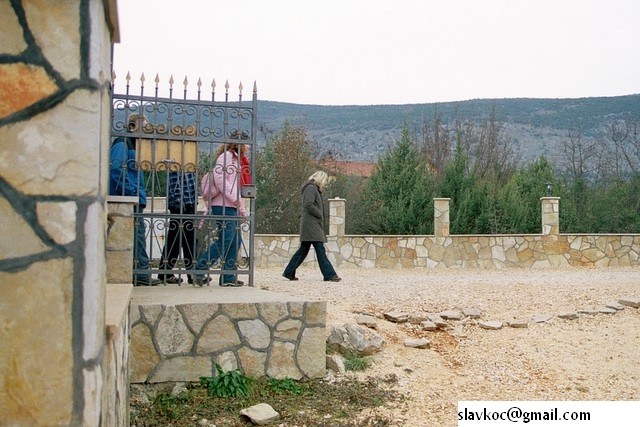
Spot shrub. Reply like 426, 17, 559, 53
200, 364, 251, 398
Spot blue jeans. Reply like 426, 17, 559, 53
194, 206, 239, 284
283, 241, 337, 280
133, 205, 151, 282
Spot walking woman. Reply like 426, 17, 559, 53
283, 171, 341, 282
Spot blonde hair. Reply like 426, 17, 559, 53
127, 113, 148, 131
308, 171, 329, 187
214, 142, 246, 158
213, 129, 249, 156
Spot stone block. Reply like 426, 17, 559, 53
106, 251, 132, 283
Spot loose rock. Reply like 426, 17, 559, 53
405, 338, 431, 349
506, 319, 528, 328
532, 314, 552, 323
383, 311, 410, 323
618, 298, 640, 308
478, 320, 503, 330
240, 403, 279, 425
558, 312, 578, 320
462, 307, 482, 318
356, 314, 378, 329
440, 310, 463, 320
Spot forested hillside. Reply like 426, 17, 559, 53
257, 94, 640, 165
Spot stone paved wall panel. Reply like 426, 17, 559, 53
254, 233, 640, 270
129, 296, 327, 383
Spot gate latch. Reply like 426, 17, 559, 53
241, 185, 256, 198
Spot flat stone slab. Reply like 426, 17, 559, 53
532, 314, 552, 323
597, 307, 617, 314
439, 310, 463, 320
409, 313, 430, 324
506, 319, 528, 328
606, 302, 625, 311
558, 312, 578, 320
478, 320, 503, 330
240, 403, 280, 425
577, 309, 598, 315
420, 320, 438, 331
462, 308, 482, 319
427, 314, 448, 328
404, 338, 431, 349
383, 311, 410, 323
618, 298, 640, 308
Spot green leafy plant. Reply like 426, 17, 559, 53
200, 364, 251, 398
344, 354, 371, 372
267, 377, 310, 396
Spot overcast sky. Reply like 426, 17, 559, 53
112, 0, 640, 106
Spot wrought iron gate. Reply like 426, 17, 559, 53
110, 74, 257, 287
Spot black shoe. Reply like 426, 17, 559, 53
165, 276, 183, 284
282, 273, 299, 281
324, 276, 341, 282
220, 280, 244, 287
191, 275, 213, 286
136, 277, 161, 286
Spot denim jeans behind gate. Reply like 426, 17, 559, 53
133, 205, 151, 283
194, 206, 239, 284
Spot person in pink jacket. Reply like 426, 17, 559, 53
193, 142, 246, 286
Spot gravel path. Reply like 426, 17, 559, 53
257, 266, 640, 427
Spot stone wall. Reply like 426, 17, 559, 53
103, 284, 132, 426
128, 289, 327, 382
254, 198, 640, 269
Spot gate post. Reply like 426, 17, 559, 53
434, 198, 451, 237
541, 197, 560, 235
329, 198, 346, 237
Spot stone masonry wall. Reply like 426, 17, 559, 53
255, 234, 640, 269
129, 291, 327, 382
254, 198, 640, 269
103, 284, 133, 427
1, 1, 120, 426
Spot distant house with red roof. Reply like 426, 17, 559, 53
323, 161, 376, 177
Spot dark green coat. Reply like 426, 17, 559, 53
299, 180, 326, 242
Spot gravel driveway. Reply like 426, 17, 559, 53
257, 266, 640, 427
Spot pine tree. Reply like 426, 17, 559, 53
354, 125, 433, 234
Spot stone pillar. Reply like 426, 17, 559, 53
541, 197, 560, 235
329, 198, 346, 237
107, 196, 138, 283
0, 1, 120, 425
434, 198, 451, 237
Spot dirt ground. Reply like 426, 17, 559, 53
256, 266, 640, 427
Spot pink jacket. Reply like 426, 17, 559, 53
209, 150, 247, 216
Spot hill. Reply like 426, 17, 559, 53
256, 94, 640, 165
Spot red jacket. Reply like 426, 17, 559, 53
240, 154, 251, 186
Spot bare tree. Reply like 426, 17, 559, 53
420, 112, 452, 175
608, 118, 640, 176
254, 122, 325, 234
560, 127, 598, 182
593, 118, 640, 183
453, 106, 517, 182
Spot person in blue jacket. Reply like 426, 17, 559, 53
109, 114, 160, 286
